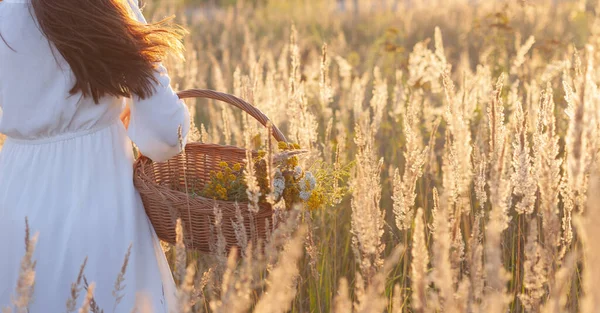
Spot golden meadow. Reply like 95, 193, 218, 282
5, 0, 600, 312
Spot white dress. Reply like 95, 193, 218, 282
0, 0, 190, 312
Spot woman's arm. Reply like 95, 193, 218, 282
125, 0, 147, 23
122, 0, 190, 162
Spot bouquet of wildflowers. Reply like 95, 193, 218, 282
194, 141, 325, 210
270, 142, 323, 210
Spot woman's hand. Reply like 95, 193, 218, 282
120, 104, 131, 130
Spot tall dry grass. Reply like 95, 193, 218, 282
6, 0, 600, 312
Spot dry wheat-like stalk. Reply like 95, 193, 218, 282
578, 170, 600, 313
264, 208, 300, 268
488, 74, 508, 162
252, 226, 307, 313
392, 80, 429, 231
484, 76, 511, 312
175, 219, 187, 284
369, 67, 388, 134
178, 260, 197, 313
304, 213, 320, 281
112, 244, 132, 312
319, 43, 334, 116
350, 134, 385, 279
232, 203, 248, 256
411, 208, 429, 312
474, 153, 488, 211
484, 168, 512, 311
510, 99, 537, 215
392, 169, 411, 231
392, 283, 404, 313
450, 227, 465, 283
441, 132, 460, 224
211, 204, 228, 272
430, 189, 458, 313
429, 187, 440, 235
211, 245, 255, 313
67, 257, 88, 313
541, 252, 577, 313
244, 147, 261, 214
78, 282, 96, 313
10, 219, 38, 313
81, 277, 102, 313
564, 46, 594, 212
333, 278, 352, 313
286, 26, 318, 150
519, 220, 547, 312
407, 37, 445, 93
441, 70, 472, 212
354, 246, 403, 313
350, 71, 387, 279
533, 84, 564, 279
434, 27, 447, 66
510, 35, 535, 75
130, 293, 154, 313
467, 212, 484, 313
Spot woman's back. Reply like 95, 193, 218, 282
0, 0, 122, 141
0, 0, 189, 311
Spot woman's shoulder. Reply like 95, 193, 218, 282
1, 0, 30, 3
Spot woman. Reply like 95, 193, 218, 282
0, 0, 189, 311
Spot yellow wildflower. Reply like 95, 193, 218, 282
287, 156, 299, 167
306, 191, 324, 210
233, 163, 242, 171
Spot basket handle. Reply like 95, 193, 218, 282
177, 89, 287, 143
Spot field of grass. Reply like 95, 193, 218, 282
7, 0, 600, 312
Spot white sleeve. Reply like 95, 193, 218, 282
125, 0, 147, 23
124, 0, 190, 162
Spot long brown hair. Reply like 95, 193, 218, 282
31, 0, 186, 103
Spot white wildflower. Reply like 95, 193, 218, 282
272, 169, 286, 200
294, 166, 303, 179
298, 172, 316, 201
299, 191, 311, 201
304, 172, 317, 190
273, 178, 286, 200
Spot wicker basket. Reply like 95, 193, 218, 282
133, 89, 287, 252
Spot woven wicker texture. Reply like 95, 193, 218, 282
133, 89, 285, 252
